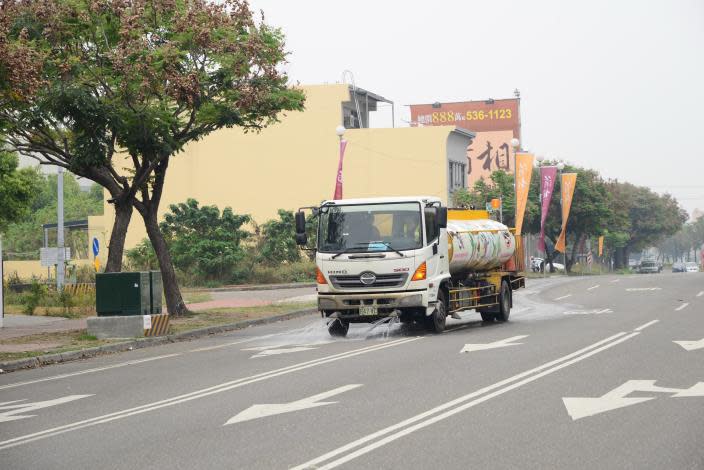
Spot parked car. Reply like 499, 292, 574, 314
685, 262, 700, 273
637, 260, 660, 274
672, 262, 685, 273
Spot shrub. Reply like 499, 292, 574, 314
21, 279, 46, 315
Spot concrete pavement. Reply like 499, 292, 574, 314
1, 274, 702, 469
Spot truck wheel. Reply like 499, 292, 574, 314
480, 312, 495, 322
425, 291, 447, 333
328, 318, 349, 337
495, 281, 511, 322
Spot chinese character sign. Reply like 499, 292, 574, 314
538, 166, 558, 253
514, 153, 534, 236
409, 99, 520, 135
465, 130, 515, 187
555, 173, 578, 253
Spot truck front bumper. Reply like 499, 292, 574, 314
317, 290, 428, 313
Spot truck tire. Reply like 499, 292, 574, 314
495, 281, 511, 322
480, 312, 495, 322
328, 318, 349, 337
425, 291, 447, 333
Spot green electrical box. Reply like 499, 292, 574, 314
96, 272, 151, 316
149, 270, 163, 314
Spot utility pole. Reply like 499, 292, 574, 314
57, 167, 65, 290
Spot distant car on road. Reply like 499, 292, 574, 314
685, 262, 700, 273
637, 260, 660, 274
672, 262, 685, 273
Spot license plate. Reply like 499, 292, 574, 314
359, 306, 378, 316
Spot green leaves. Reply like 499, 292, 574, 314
159, 198, 251, 281
259, 210, 301, 265
0, 150, 41, 232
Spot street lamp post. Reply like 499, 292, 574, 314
333, 125, 346, 200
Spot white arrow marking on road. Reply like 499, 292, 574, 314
563, 380, 704, 420
626, 287, 662, 291
673, 338, 704, 351
675, 303, 689, 311
243, 346, 317, 358
460, 335, 528, 353
587, 285, 600, 291
0, 395, 93, 423
224, 384, 362, 425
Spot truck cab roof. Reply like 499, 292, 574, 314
320, 196, 442, 206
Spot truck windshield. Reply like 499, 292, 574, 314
318, 202, 423, 253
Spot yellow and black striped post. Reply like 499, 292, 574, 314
144, 314, 170, 337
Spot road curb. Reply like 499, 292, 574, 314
191, 282, 316, 293
0, 308, 318, 374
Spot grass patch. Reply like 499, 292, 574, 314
170, 302, 316, 334
0, 330, 118, 362
181, 290, 213, 304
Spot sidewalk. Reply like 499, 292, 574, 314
0, 315, 87, 340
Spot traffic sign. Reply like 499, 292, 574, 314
92, 237, 99, 257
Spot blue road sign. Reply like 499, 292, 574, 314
92, 237, 99, 257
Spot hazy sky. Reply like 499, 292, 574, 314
250, 0, 704, 217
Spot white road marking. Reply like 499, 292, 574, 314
554, 294, 572, 301
460, 335, 527, 353
634, 320, 659, 331
673, 338, 704, 351
224, 384, 362, 425
697, 291, 704, 297
0, 337, 420, 450
675, 303, 690, 311
626, 287, 662, 291
610, 279, 620, 283
587, 285, 600, 291
292, 331, 640, 470
564, 308, 612, 316
563, 380, 704, 420
245, 346, 317, 358
0, 354, 181, 391
0, 395, 93, 423
189, 331, 290, 352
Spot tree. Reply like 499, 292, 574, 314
3, 173, 103, 259
0, 149, 40, 230
259, 210, 301, 265
160, 199, 250, 282
0, 1, 305, 314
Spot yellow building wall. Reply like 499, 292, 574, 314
3, 259, 93, 282
98, 84, 458, 253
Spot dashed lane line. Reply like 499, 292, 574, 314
554, 294, 572, 301
0, 354, 182, 391
675, 303, 690, 312
587, 285, 600, 291
697, 291, 703, 298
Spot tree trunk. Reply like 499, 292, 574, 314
104, 199, 134, 272
140, 206, 188, 315
569, 232, 584, 272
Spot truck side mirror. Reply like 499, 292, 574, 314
437, 207, 447, 229
295, 211, 307, 246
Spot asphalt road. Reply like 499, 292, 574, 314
1, 273, 703, 469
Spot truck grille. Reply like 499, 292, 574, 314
330, 273, 408, 289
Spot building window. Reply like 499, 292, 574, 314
449, 161, 466, 191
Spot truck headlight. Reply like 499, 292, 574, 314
398, 294, 423, 307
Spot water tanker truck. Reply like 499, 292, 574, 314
294, 196, 526, 337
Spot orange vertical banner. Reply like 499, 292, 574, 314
598, 235, 604, 257
555, 173, 577, 253
514, 152, 534, 236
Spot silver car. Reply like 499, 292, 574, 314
685, 262, 700, 273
